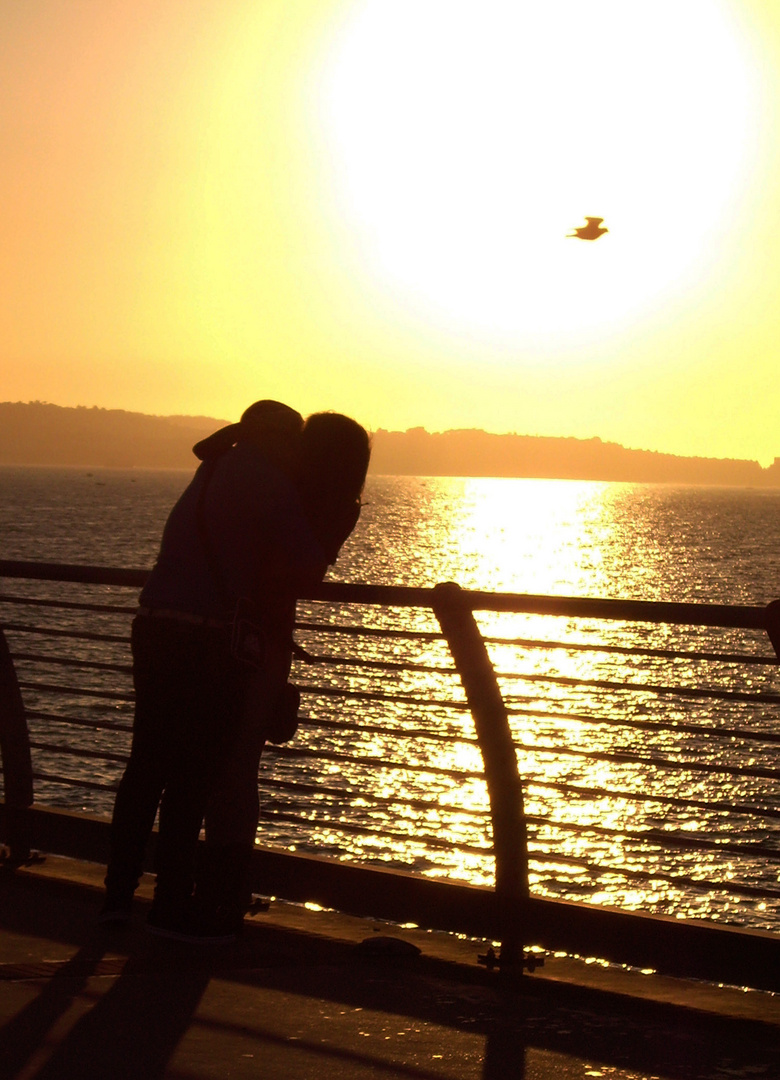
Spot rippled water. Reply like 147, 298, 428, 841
3, 467, 779, 601
2, 466, 780, 930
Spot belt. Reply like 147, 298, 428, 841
136, 606, 230, 629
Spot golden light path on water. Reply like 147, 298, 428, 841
289, 477, 780, 929
2, 469, 780, 930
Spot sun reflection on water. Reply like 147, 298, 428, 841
5, 471, 780, 929
446, 478, 615, 597
305, 478, 780, 927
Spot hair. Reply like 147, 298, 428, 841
236, 400, 303, 471
299, 412, 370, 500
192, 399, 303, 468
298, 412, 371, 562
238, 399, 302, 442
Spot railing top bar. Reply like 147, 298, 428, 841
306, 582, 769, 629
0, 560, 148, 589
0, 559, 770, 630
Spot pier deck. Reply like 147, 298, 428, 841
1, 855, 780, 1079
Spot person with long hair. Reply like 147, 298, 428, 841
198, 411, 371, 933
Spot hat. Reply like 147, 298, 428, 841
193, 400, 303, 460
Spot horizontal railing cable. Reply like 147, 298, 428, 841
28, 732, 478, 779
501, 671, 780, 705
299, 715, 477, 747
483, 633, 777, 666
257, 808, 493, 858
18, 701, 780, 789
2, 622, 131, 644
16, 652, 778, 744
515, 738, 780, 782
19, 678, 465, 713
295, 620, 445, 643
26, 746, 485, 798
10, 612, 769, 665
506, 704, 780, 746
294, 682, 470, 711
266, 742, 485, 782
299, 653, 779, 693
12, 652, 133, 675
294, 652, 457, 677
25, 755, 492, 831
28, 740, 128, 765
260, 778, 780, 864
21, 744, 780, 868
529, 814, 780, 862
527, 777, 780, 822
0, 592, 137, 615
16, 680, 134, 702
23, 707, 475, 750
258, 776, 490, 822
304, 655, 780, 707
32, 770, 118, 793
526, 849, 780, 903
25, 709, 133, 734
298, 619, 774, 665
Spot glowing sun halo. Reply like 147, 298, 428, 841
319, 1, 757, 342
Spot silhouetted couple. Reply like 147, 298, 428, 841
102, 401, 370, 942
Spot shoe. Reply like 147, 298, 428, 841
146, 906, 237, 945
98, 895, 133, 925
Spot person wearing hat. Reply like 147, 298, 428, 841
101, 401, 338, 941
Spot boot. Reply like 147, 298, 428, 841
193, 843, 254, 937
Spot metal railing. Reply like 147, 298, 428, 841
2, 559, 780, 988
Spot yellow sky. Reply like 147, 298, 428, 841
2, 0, 779, 464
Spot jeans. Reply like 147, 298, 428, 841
105, 615, 252, 914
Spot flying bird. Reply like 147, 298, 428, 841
567, 216, 608, 241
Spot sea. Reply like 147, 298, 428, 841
2, 465, 780, 931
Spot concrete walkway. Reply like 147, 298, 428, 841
1, 855, 780, 1080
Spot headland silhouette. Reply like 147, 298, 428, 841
1, 401, 778, 486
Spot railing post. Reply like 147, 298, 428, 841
0, 625, 34, 864
765, 600, 780, 662
432, 582, 529, 968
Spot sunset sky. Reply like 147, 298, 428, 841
2, 0, 779, 464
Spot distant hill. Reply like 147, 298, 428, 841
370, 427, 780, 486
1, 402, 779, 486
0, 402, 225, 469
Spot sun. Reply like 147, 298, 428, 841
317, 0, 758, 343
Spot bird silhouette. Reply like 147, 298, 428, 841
567, 216, 608, 241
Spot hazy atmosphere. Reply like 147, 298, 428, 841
2, 0, 779, 465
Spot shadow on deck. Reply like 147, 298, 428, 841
1, 855, 780, 1080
